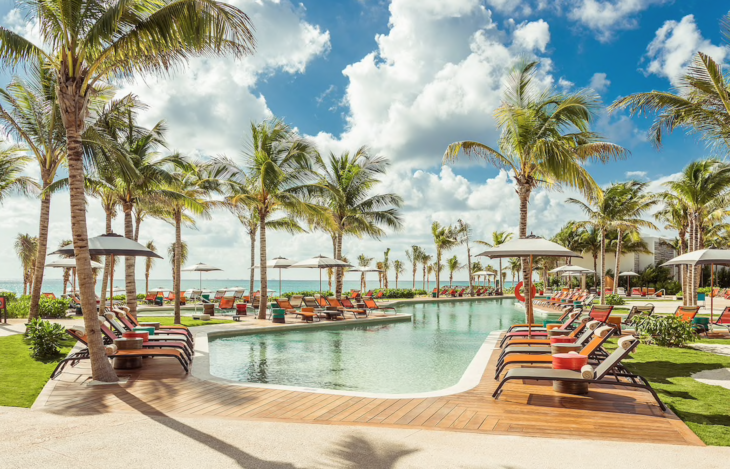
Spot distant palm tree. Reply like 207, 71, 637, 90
432, 222, 459, 296
477, 231, 513, 292
405, 246, 424, 291
15, 233, 38, 295
455, 220, 473, 294
376, 261, 384, 288
382, 248, 392, 289
57, 239, 73, 295
393, 260, 405, 289
508, 257, 521, 287
0, 0, 256, 383
168, 240, 189, 289
421, 253, 433, 291
357, 254, 374, 292
144, 241, 157, 296
312, 147, 402, 296
447, 255, 462, 287
444, 60, 627, 289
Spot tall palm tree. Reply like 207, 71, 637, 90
312, 148, 402, 296
444, 60, 628, 292
655, 202, 690, 298
382, 248, 392, 289
144, 241, 157, 296
168, 240, 189, 291
405, 246, 424, 291
0, 0, 255, 382
223, 120, 323, 319
476, 230, 513, 292
661, 159, 730, 305
357, 254, 373, 292
15, 233, 38, 295
609, 15, 730, 153
447, 255, 462, 287
431, 222, 459, 296
393, 260, 405, 289
508, 257, 521, 288
455, 220, 473, 294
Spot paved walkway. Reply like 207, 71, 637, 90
2, 406, 728, 469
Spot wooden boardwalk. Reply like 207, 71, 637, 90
37, 342, 702, 446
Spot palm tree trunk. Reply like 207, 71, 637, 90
412, 264, 416, 291
498, 259, 503, 293
396, 272, 399, 288
613, 229, 622, 292
435, 251, 441, 297
134, 213, 142, 242
123, 203, 138, 316
100, 208, 113, 308
258, 211, 268, 320
335, 233, 344, 296
517, 183, 532, 295
600, 229, 606, 305
61, 109, 117, 382
249, 229, 256, 304
28, 183, 52, 320
174, 210, 182, 324
422, 264, 426, 291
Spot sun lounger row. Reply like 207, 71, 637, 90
274, 296, 396, 322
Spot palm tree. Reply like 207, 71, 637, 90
376, 261, 384, 288
393, 260, 405, 288
568, 183, 655, 304
144, 241, 157, 296
444, 60, 627, 291
661, 159, 730, 305
56, 239, 73, 295
357, 254, 373, 292
609, 16, 730, 152
223, 120, 323, 319
508, 257, 521, 288
431, 222, 459, 297
576, 226, 601, 279
455, 220, 473, 294
405, 246, 424, 291
421, 253, 433, 291
380, 248, 392, 289
312, 148, 402, 296
15, 234, 38, 295
168, 240, 189, 291
0, 145, 35, 204
476, 231, 513, 292
655, 202, 690, 298
0, 0, 255, 382
447, 255, 462, 287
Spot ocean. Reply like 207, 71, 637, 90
0, 278, 511, 296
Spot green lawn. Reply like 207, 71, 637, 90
0, 335, 75, 408
137, 316, 235, 327
611, 339, 730, 446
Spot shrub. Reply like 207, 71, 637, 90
6, 295, 31, 318
604, 293, 625, 306
633, 315, 697, 347
697, 287, 712, 294
281, 290, 334, 298
5, 296, 71, 319
0, 292, 18, 302
25, 318, 68, 359
137, 293, 146, 300
112, 294, 126, 301
372, 289, 415, 299
413, 289, 428, 296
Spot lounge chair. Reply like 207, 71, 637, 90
144, 292, 157, 304
499, 319, 598, 359
494, 325, 614, 379
97, 317, 193, 360
303, 296, 324, 311
275, 298, 319, 322
492, 336, 667, 411
103, 312, 193, 349
340, 297, 369, 318
502, 317, 593, 348
290, 295, 304, 308
54, 327, 190, 378
112, 308, 193, 341
499, 312, 582, 347
362, 297, 396, 315
588, 304, 613, 323
42, 292, 56, 299
506, 309, 581, 333
219, 296, 236, 311
622, 305, 655, 327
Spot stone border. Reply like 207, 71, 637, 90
191, 313, 501, 400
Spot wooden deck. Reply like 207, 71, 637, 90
37, 338, 703, 447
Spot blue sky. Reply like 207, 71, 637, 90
1, 0, 729, 281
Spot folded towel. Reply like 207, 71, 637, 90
587, 320, 600, 330
618, 336, 636, 350
103, 312, 114, 321
68, 325, 85, 335
105, 344, 118, 356
595, 325, 612, 338
581, 365, 595, 379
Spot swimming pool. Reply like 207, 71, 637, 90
207, 299, 525, 395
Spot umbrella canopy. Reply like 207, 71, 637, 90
476, 236, 582, 259
347, 266, 382, 273
181, 262, 222, 272
619, 271, 639, 277
290, 255, 353, 269
148, 287, 169, 293
50, 233, 163, 258
661, 249, 730, 267
549, 265, 592, 273
46, 259, 103, 269
471, 270, 496, 276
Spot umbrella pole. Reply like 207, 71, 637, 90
73, 268, 76, 300
109, 254, 114, 311
528, 255, 534, 339
711, 263, 714, 322
279, 268, 282, 298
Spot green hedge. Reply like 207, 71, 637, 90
281, 290, 334, 298
372, 288, 416, 298
5, 296, 71, 319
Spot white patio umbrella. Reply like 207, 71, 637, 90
252, 256, 295, 296
46, 259, 103, 297
181, 263, 222, 312
50, 233, 162, 305
347, 266, 382, 292
618, 271, 640, 296
290, 255, 353, 296
662, 249, 730, 321
477, 235, 582, 337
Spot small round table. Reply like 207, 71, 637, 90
551, 342, 582, 355
547, 329, 571, 337
113, 337, 143, 370
122, 331, 149, 341
552, 353, 589, 394
138, 321, 160, 330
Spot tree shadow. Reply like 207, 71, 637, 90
325, 433, 418, 469
625, 361, 728, 384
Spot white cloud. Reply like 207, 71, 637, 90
568, 0, 669, 42
513, 19, 550, 53
558, 77, 574, 92
644, 14, 729, 86
589, 72, 610, 93
625, 170, 647, 179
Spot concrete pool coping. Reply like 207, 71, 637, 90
191, 309, 503, 400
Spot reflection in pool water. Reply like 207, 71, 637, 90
208, 299, 525, 394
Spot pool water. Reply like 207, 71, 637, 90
208, 299, 525, 394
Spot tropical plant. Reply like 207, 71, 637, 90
0, 0, 256, 382
393, 260, 405, 288
604, 293, 625, 306
382, 248, 392, 289
444, 60, 627, 291
167, 240, 189, 292
144, 241, 157, 296
576, 225, 601, 279
455, 220, 473, 294
56, 239, 73, 295
15, 234, 38, 295
25, 318, 68, 359
311, 147, 402, 296
476, 230, 513, 291
223, 119, 322, 319
508, 257, 521, 286
447, 255, 462, 287
376, 261, 385, 288
421, 253, 433, 291
405, 246, 424, 291
0, 145, 35, 204
431, 222, 459, 296
633, 315, 697, 348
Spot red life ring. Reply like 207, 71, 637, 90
514, 281, 537, 302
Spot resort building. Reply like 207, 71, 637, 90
571, 235, 677, 276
